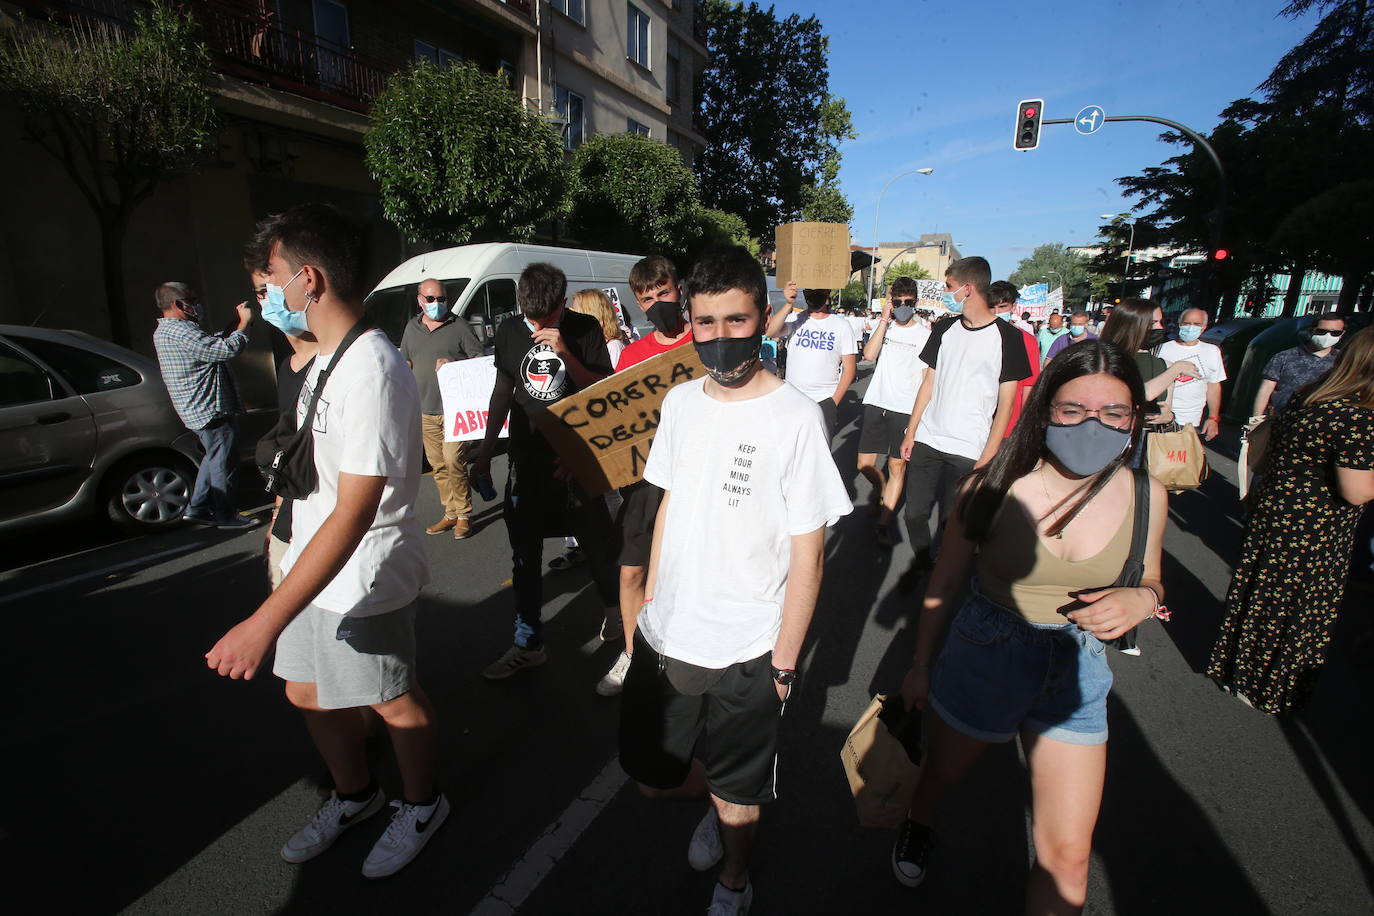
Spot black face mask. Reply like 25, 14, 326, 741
1144, 328, 1167, 349
694, 333, 762, 386
645, 299, 684, 336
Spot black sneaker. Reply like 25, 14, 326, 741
892, 817, 934, 888
897, 549, 933, 595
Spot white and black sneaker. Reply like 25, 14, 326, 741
891, 817, 934, 887
280, 788, 385, 864
688, 807, 724, 871
362, 793, 451, 879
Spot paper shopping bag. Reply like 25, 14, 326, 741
1146, 422, 1209, 491
840, 695, 923, 828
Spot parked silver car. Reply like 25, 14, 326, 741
0, 325, 203, 535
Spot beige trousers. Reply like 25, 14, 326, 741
421, 413, 472, 520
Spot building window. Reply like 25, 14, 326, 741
627, 4, 650, 68
555, 84, 585, 150
666, 35, 681, 103
414, 40, 461, 66
627, 118, 650, 136
551, 0, 584, 24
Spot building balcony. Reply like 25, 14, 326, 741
12, 0, 396, 113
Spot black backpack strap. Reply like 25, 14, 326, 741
297, 318, 372, 435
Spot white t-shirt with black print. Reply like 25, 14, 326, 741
638, 378, 853, 668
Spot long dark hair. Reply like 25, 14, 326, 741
957, 340, 1148, 540
1099, 297, 1156, 353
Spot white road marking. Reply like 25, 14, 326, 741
471, 755, 629, 915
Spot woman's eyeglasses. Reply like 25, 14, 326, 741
1050, 402, 1133, 425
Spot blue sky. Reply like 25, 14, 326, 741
767, 0, 1318, 280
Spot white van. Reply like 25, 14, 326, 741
366, 243, 645, 349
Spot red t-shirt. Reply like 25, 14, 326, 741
1004, 327, 1042, 437
616, 330, 692, 371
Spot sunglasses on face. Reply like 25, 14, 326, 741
1313, 327, 1343, 337
421, 295, 447, 304
891, 298, 917, 307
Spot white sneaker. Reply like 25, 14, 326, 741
482, 645, 548, 680
596, 651, 633, 696
706, 881, 753, 915
361, 794, 451, 879
280, 788, 384, 863
688, 807, 724, 871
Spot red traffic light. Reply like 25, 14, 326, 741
1023, 106, 1037, 118
1212, 248, 1230, 261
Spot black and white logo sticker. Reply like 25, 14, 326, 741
520, 344, 567, 401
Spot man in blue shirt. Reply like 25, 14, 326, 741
152, 281, 256, 529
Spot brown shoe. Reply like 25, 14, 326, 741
426, 517, 458, 535
452, 518, 472, 539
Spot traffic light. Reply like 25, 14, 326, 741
1211, 248, 1230, 262
1014, 99, 1044, 150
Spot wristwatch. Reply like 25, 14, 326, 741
771, 666, 798, 686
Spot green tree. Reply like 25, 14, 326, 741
0, 4, 215, 346
882, 259, 933, 284
1112, 0, 1374, 315
696, 0, 856, 242
1007, 243, 1091, 306
366, 61, 566, 245
567, 133, 703, 258
693, 207, 760, 258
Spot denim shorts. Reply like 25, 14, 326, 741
929, 585, 1112, 746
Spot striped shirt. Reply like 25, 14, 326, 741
152, 317, 247, 430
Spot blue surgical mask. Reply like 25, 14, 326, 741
422, 300, 449, 321
942, 289, 963, 314
998, 311, 1013, 322
262, 267, 308, 337
1069, 324, 1086, 337
1178, 325, 1203, 342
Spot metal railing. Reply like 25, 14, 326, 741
12, 0, 392, 112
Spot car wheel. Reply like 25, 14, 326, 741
104, 457, 195, 532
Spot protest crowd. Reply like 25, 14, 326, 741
148, 202, 1374, 915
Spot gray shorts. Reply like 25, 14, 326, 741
273, 602, 417, 709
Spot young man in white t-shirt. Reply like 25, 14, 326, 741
206, 204, 444, 879
620, 246, 852, 916
896, 257, 1031, 592
766, 287, 857, 438
1156, 307, 1226, 439
858, 276, 929, 547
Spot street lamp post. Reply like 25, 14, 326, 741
1101, 212, 1137, 300
865, 167, 934, 310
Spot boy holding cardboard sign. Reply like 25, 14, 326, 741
619, 246, 851, 915
471, 263, 620, 679
597, 255, 693, 696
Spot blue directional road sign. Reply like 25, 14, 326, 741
1075, 105, 1105, 135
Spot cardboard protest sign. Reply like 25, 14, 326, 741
775, 222, 851, 291
529, 345, 705, 496
439, 355, 509, 442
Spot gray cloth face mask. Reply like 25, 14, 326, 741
1045, 418, 1131, 477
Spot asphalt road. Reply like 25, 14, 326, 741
2, 366, 1372, 915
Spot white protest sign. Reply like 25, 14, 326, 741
439, 355, 509, 442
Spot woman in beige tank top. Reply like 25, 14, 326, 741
889, 340, 1169, 914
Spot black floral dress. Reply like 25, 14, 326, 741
1207, 397, 1374, 713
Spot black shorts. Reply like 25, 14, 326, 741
857, 404, 908, 458
619, 632, 786, 806
818, 396, 838, 439
615, 480, 663, 567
